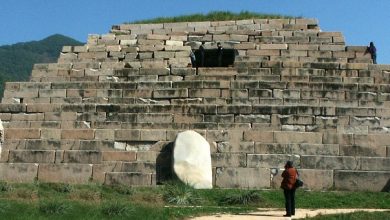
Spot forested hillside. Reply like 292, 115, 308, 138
0, 34, 83, 95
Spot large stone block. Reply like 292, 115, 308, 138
259, 44, 288, 50
11, 113, 44, 121
212, 153, 246, 167
105, 172, 152, 186
5, 128, 41, 139
38, 164, 92, 183
140, 129, 167, 141
8, 150, 55, 163
254, 143, 339, 156
274, 131, 322, 144
247, 154, 298, 168
136, 151, 168, 163
63, 150, 102, 164
247, 49, 280, 56
154, 51, 175, 59
0, 104, 26, 113
217, 141, 254, 153
153, 89, 188, 98
334, 170, 390, 191
360, 157, 390, 171
215, 167, 270, 188
137, 113, 173, 123
92, 161, 122, 183
243, 131, 274, 142
102, 151, 136, 162
121, 162, 156, 173
301, 155, 358, 170
0, 163, 38, 182
339, 145, 386, 157
197, 68, 238, 76
115, 129, 141, 141
61, 129, 94, 140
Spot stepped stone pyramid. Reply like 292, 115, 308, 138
0, 18, 389, 191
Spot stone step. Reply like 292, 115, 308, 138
1, 104, 388, 124
5, 81, 390, 103
334, 170, 390, 191
246, 154, 390, 170
104, 172, 154, 186
26, 64, 390, 85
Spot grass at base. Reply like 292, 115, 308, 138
0, 199, 253, 220
0, 182, 388, 220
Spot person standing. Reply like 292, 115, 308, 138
367, 42, 377, 64
189, 49, 196, 67
199, 41, 205, 67
217, 42, 223, 67
281, 161, 298, 217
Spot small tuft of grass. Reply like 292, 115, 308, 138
39, 182, 73, 194
219, 190, 261, 205
69, 188, 101, 201
38, 199, 71, 215
14, 188, 38, 200
0, 181, 12, 192
163, 181, 200, 205
52, 183, 73, 193
111, 184, 133, 195
100, 201, 133, 217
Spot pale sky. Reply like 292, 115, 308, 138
1, 0, 389, 63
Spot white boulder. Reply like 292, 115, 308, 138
173, 130, 212, 189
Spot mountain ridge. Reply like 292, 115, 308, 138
0, 34, 83, 95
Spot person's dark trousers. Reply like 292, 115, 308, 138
284, 188, 296, 216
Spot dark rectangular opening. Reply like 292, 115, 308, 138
194, 49, 236, 67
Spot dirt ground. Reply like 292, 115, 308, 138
190, 208, 389, 219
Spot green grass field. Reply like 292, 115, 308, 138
0, 181, 388, 219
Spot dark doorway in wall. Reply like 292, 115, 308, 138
194, 49, 236, 67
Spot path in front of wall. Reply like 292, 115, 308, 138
190, 208, 389, 220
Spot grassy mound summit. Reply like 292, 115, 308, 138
130, 11, 295, 24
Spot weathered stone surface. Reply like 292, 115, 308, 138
217, 141, 254, 153
0, 163, 38, 182
301, 155, 358, 170
247, 154, 299, 168
121, 162, 156, 173
296, 169, 333, 190
38, 164, 92, 183
274, 132, 322, 144
212, 153, 247, 167
63, 150, 102, 164
8, 150, 55, 163
334, 170, 390, 191
105, 172, 152, 186
215, 167, 270, 188
173, 130, 212, 189
92, 161, 122, 183
102, 151, 136, 162
254, 143, 339, 156
5, 128, 40, 139
61, 129, 94, 140
360, 157, 390, 171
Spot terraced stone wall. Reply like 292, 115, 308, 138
0, 18, 389, 191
